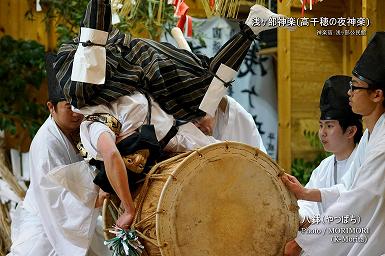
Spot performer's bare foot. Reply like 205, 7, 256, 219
245, 4, 295, 35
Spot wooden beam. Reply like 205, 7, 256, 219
277, 1, 291, 171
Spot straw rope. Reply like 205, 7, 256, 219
0, 203, 11, 255
0, 137, 26, 255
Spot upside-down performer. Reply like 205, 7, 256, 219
54, 0, 292, 121
54, 0, 294, 230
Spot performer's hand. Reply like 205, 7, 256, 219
281, 173, 306, 199
284, 240, 302, 256
95, 189, 110, 208
281, 173, 322, 202
116, 209, 135, 230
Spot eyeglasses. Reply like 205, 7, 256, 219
349, 81, 371, 92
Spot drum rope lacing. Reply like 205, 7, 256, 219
131, 152, 192, 249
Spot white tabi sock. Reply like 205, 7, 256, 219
199, 64, 237, 117
245, 4, 295, 35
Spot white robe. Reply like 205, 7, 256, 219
317, 130, 368, 211
213, 96, 267, 153
298, 148, 357, 221
88, 216, 113, 256
8, 117, 101, 256
297, 113, 385, 256
76, 93, 218, 160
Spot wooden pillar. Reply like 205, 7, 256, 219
363, 0, 380, 39
377, 0, 385, 31
361, 0, 368, 47
347, 0, 363, 72
277, 1, 291, 171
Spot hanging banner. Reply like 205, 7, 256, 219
161, 17, 278, 159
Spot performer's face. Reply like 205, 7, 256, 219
48, 101, 83, 133
348, 76, 378, 116
318, 120, 353, 154
193, 115, 215, 136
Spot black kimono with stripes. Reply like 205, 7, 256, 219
54, 24, 256, 121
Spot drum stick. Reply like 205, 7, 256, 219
171, 27, 192, 52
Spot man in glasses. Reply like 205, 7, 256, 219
283, 32, 385, 256
349, 80, 369, 92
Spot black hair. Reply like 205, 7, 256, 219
48, 100, 60, 111
338, 118, 363, 144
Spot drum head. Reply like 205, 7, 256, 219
156, 142, 299, 256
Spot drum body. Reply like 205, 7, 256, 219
104, 142, 299, 256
